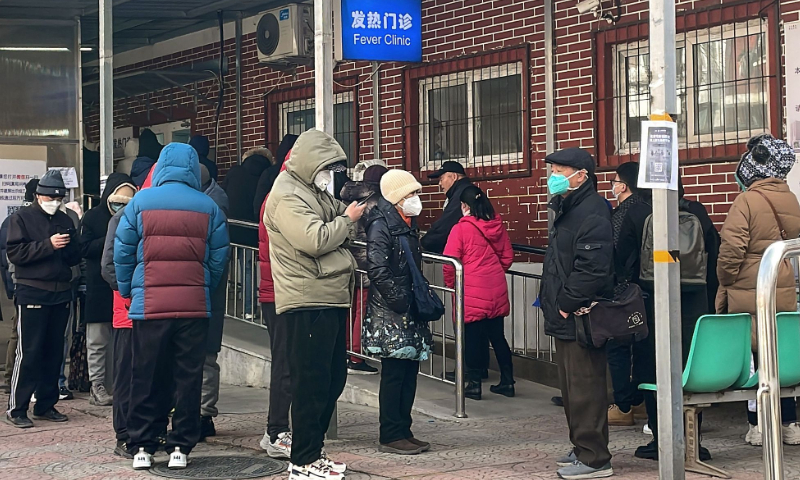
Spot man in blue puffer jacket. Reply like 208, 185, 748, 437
114, 143, 229, 471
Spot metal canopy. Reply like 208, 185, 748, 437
81, 58, 228, 104
0, 0, 282, 58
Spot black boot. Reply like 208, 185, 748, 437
490, 364, 515, 397
465, 369, 482, 400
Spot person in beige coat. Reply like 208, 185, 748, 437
264, 128, 365, 480
716, 134, 800, 447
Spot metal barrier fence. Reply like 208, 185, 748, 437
222, 221, 467, 418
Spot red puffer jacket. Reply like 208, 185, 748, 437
258, 162, 288, 303
443, 215, 514, 323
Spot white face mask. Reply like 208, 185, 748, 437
401, 195, 423, 217
40, 199, 61, 215
461, 205, 471, 217
314, 170, 332, 192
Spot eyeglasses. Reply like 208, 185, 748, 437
610, 180, 626, 187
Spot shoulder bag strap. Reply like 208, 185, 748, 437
399, 235, 424, 283
752, 190, 788, 240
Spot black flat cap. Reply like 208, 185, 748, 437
428, 161, 466, 179
545, 148, 595, 174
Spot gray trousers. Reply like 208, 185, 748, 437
201, 352, 220, 417
86, 322, 113, 384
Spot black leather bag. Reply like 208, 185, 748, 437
574, 283, 649, 348
400, 236, 444, 323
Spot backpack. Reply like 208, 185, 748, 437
639, 199, 707, 287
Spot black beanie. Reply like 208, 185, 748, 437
36, 170, 67, 198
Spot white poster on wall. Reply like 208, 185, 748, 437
0, 159, 47, 224
114, 127, 134, 160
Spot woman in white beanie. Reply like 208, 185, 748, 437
364, 169, 432, 455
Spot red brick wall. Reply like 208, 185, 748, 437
85, 0, 800, 246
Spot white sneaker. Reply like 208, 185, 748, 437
263, 431, 292, 459
643, 423, 653, 436
320, 449, 346, 473
168, 447, 188, 469
783, 422, 800, 445
132, 448, 153, 470
289, 459, 345, 479
746, 424, 763, 446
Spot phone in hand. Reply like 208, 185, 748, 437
357, 192, 375, 206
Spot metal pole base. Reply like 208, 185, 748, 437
684, 406, 730, 479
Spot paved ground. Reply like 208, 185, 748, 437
0, 384, 797, 480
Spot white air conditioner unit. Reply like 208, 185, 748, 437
255, 4, 314, 63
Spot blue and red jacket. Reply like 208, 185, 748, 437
114, 143, 229, 320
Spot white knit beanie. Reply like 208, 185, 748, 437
380, 169, 422, 205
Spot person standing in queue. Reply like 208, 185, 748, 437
363, 169, 432, 455
420, 161, 472, 254
539, 148, 614, 479
264, 129, 364, 480
115, 143, 229, 471
5, 170, 81, 428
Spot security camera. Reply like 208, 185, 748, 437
576, 0, 601, 15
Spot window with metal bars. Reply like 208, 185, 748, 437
611, 18, 769, 155
418, 62, 524, 170
277, 92, 358, 166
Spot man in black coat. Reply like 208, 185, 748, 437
420, 162, 472, 254
189, 135, 218, 182
130, 129, 162, 188
539, 148, 614, 479
253, 134, 298, 219
5, 170, 82, 428
80, 173, 136, 407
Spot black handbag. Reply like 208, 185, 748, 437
399, 236, 444, 323
574, 283, 649, 348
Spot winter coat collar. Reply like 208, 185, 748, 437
371, 197, 418, 236
549, 179, 595, 222
446, 177, 472, 201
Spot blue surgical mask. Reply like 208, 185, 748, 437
110, 202, 125, 213
547, 170, 582, 196
734, 172, 747, 192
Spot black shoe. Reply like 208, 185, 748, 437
489, 383, 515, 397
32, 408, 68, 423
634, 440, 711, 461
347, 360, 379, 375
59, 386, 74, 401
4, 413, 33, 428
114, 440, 134, 459
200, 416, 216, 441
465, 380, 482, 400
551, 396, 564, 407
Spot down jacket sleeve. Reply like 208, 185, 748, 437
270, 194, 352, 258
207, 206, 230, 290
367, 218, 409, 314
0, 216, 13, 299
114, 203, 141, 298
496, 226, 514, 272
101, 211, 123, 291
717, 194, 751, 288
557, 213, 614, 314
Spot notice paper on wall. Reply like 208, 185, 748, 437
48, 167, 79, 189
0, 159, 46, 224
637, 121, 679, 191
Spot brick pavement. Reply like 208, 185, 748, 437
0, 388, 797, 479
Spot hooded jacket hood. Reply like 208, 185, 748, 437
243, 154, 272, 177
152, 143, 201, 190
189, 135, 210, 157
286, 129, 348, 185
460, 214, 508, 246
138, 129, 163, 160
101, 173, 134, 204
275, 134, 299, 168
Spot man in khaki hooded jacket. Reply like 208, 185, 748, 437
264, 129, 365, 479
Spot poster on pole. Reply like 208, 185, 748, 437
0, 159, 47, 224
637, 121, 679, 191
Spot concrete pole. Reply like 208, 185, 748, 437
315, 0, 334, 136
648, 1, 685, 479
315, 0, 337, 439
99, 0, 114, 178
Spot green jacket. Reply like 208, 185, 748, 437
264, 129, 357, 314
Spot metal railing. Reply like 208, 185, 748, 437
755, 238, 800, 480
222, 220, 467, 418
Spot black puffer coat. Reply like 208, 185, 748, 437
223, 154, 272, 246
540, 180, 614, 341
340, 180, 382, 288
363, 198, 432, 361
80, 173, 136, 323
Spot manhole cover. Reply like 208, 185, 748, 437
150, 455, 288, 479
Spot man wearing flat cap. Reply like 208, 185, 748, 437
5, 170, 81, 428
420, 161, 473, 254
539, 148, 615, 479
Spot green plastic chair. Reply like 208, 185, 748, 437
737, 312, 800, 389
640, 313, 751, 393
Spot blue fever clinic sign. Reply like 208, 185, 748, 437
338, 0, 422, 62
